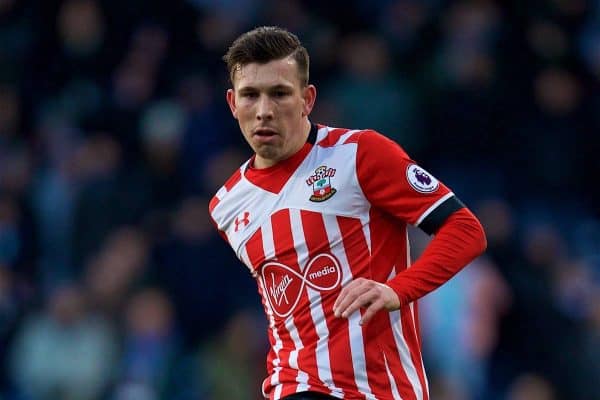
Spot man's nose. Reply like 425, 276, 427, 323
256, 95, 274, 120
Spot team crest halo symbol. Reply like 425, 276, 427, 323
306, 165, 337, 202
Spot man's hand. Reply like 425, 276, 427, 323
333, 278, 401, 325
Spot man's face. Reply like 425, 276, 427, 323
226, 56, 316, 168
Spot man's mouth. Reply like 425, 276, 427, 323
253, 128, 279, 143
253, 128, 278, 137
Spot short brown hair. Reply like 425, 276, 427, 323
223, 26, 310, 86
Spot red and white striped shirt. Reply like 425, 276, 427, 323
209, 124, 476, 400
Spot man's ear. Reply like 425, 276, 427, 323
301, 84, 317, 117
226, 89, 238, 119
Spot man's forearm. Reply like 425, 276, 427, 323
386, 208, 487, 305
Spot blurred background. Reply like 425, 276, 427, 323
0, 0, 599, 399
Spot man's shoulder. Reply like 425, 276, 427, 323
316, 125, 411, 172
321, 125, 408, 156
315, 125, 383, 148
208, 164, 245, 215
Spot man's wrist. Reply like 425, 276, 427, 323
383, 283, 402, 310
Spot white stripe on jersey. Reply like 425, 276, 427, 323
286, 315, 310, 393
259, 222, 285, 398
322, 214, 376, 399
289, 208, 309, 270
389, 310, 423, 400
384, 354, 403, 400
261, 216, 277, 261
416, 192, 454, 226
288, 209, 310, 393
273, 381, 283, 400
307, 286, 342, 397
405, 228, 428, 396
317, 126, 331, 142
406, 230, 411, 268
361, 214, 372, 254
408, 301, 429, 396
390, 230, 424, 400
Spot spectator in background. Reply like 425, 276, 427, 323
139, 99, 186, 211
513, 67, 586, 197
176, 73, 245, 194
0, 85, 21, 141
0, 265, 21, 392
111, 288, 180, 400
579, 295, 600, 399
71, 134, 150, 268
30, 116, 80, 290
198, 309, 268, 400
425, 0, 505, 169
322, 33, 422, 152
153, 196, 257, 347
420, 255, 511, 399
83, 227, 150, 317
506, 373, 556, 400
0, 196, 21, 270
9, 284, 117, 400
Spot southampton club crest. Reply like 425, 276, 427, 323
306, 165, 337, 202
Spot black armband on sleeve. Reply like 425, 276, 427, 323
418, 195, 465, 235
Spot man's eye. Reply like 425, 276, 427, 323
274, 91, 289, 97
242, 92, 258, 98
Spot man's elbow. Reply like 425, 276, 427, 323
473, 217, 488, 257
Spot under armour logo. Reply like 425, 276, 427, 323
234, 211, 250, 232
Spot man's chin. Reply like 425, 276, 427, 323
253, 145, 284, 166
255, 147, 279, 160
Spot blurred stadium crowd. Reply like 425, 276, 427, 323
0, 0, 599, 399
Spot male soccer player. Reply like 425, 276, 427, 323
209, 26, 487, 400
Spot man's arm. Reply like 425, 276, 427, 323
334, 207, 485, 324
386, 207, 486, 304
333, 130, 487, 325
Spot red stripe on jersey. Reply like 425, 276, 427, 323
224, 168, 242, 191
301, 210, 359, 396
342, 131, 362, 145
368, 208, 408, 281
316, 128, 351, 148
336, 216, 395, 398
378, 311, 419, 400
208, 196, 220, 214
246, 228, 266, 268
401, 305, 428, 400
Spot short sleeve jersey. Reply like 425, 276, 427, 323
209, 124, 458, 400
